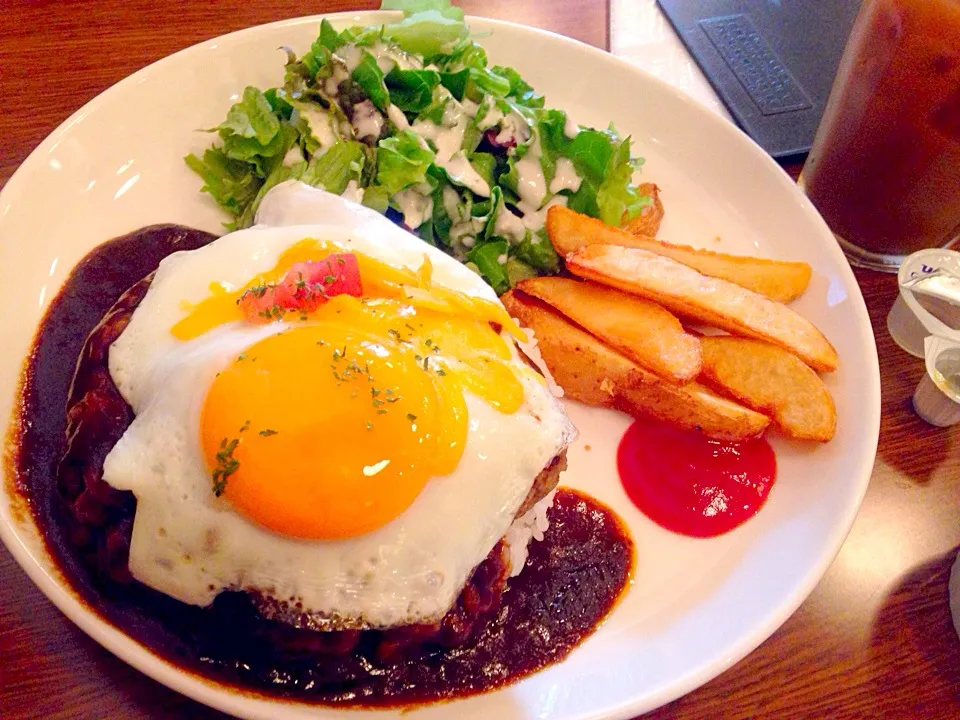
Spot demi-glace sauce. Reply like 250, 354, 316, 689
617, 418, 776, 538
10, 224, 634, 706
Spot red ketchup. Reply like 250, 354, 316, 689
617, 419, 776, 538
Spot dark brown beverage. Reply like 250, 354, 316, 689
803, 0, 960, 269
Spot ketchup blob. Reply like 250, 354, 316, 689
617, 419, 777, 538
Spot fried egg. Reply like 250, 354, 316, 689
103, 185, 575, 629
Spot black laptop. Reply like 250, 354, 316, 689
657, 0, 863, 159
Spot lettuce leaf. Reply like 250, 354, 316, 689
213, 87, 290, 172
376, 130, 435, 194
381, 0, 467, 58
235, 160, 305, 230
566, 127, 646, 225
464, 67, 511, 103
351, 52, 390, 111
595, 138, 650, 225
362, 185, 392, 213
263, 87, 294, 120
295, 30, 337, 80
535, 108, 569, 189
511, 228, 560, 273
301, 140, 367, 194
318, 18, 345, 51
492, 65, 544, 108
427, 186, 455, 247
415, 85, 455, 124
439, 69, 469, 100
437, 39, 487, 71
385, 67, 441, 113
468, 152, 497, 189
505, 257, 539, 285
339, 24, 384, 47
186, 87, 303, 225
219, 86, 281, 144
184, 148, 262, 225
467, 239, 510, 294
382, 0, 462, 14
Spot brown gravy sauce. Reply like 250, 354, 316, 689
10, 224, 635, 707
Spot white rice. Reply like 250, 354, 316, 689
515, 326, 564, 399
503, 489, 557, 577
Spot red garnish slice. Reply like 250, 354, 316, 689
238, 253, 362, 321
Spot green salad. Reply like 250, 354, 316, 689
186, 0, 650, 293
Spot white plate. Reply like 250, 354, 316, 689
0, 11, 880, 720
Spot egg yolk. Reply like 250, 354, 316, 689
190, 242, 536, 539
201, 315, 470, 539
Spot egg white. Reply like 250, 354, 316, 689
103, 185, 575, 629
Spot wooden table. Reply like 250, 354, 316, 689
1, 1, 958, 718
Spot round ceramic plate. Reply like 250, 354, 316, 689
0, 11, 880, 720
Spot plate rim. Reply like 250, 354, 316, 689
0, 10, 881, 720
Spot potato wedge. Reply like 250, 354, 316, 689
548, 205, 811, 303
614, 380, 772, 442
566, 244, 839, 372
503, 289, 643, 407
621, 182, 664, 237
517, 276, 701, 384
502, 290, 770, 440
699, 336, 837, 442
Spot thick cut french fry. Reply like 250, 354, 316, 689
699, 336, 837, 442
548, 205, 811, 303
566, 243, 839, 372
613, 381, 772, 442
502, 290, 770, 440
503, 290, 641, 407
517, 276, 701, 384
622, 182, 664, 237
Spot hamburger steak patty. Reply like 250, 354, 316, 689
57, 271, 566, 660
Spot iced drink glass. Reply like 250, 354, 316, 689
802, 0, 960, 271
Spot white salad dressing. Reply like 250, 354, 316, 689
494, 207, 527, 242
387, 104, 410, 131
351, 100, 383, 140
520, 195, 567, 233
394, 186, 434, 229
338, 42, 422, 76
299, 105, 338, 151
442, 185, 462, 221
337, 44, 365, 72
549, 157, 582, 194
444, 153, 490, 197
513, 135, 547, 208
495, 111, 531, 146
412, 113, 460, 160
324, 61, 351, 96
441, 100, 463, 127
460, 97, 480, 118
283, 145, 304, 167
475, 98, 504, 132
341, 179, 365, 204
564, 114, 580, 139
373, 50, 396, 75
451, 219, 483, 246
374, 42, 422, 71
413, 103, 491, 198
